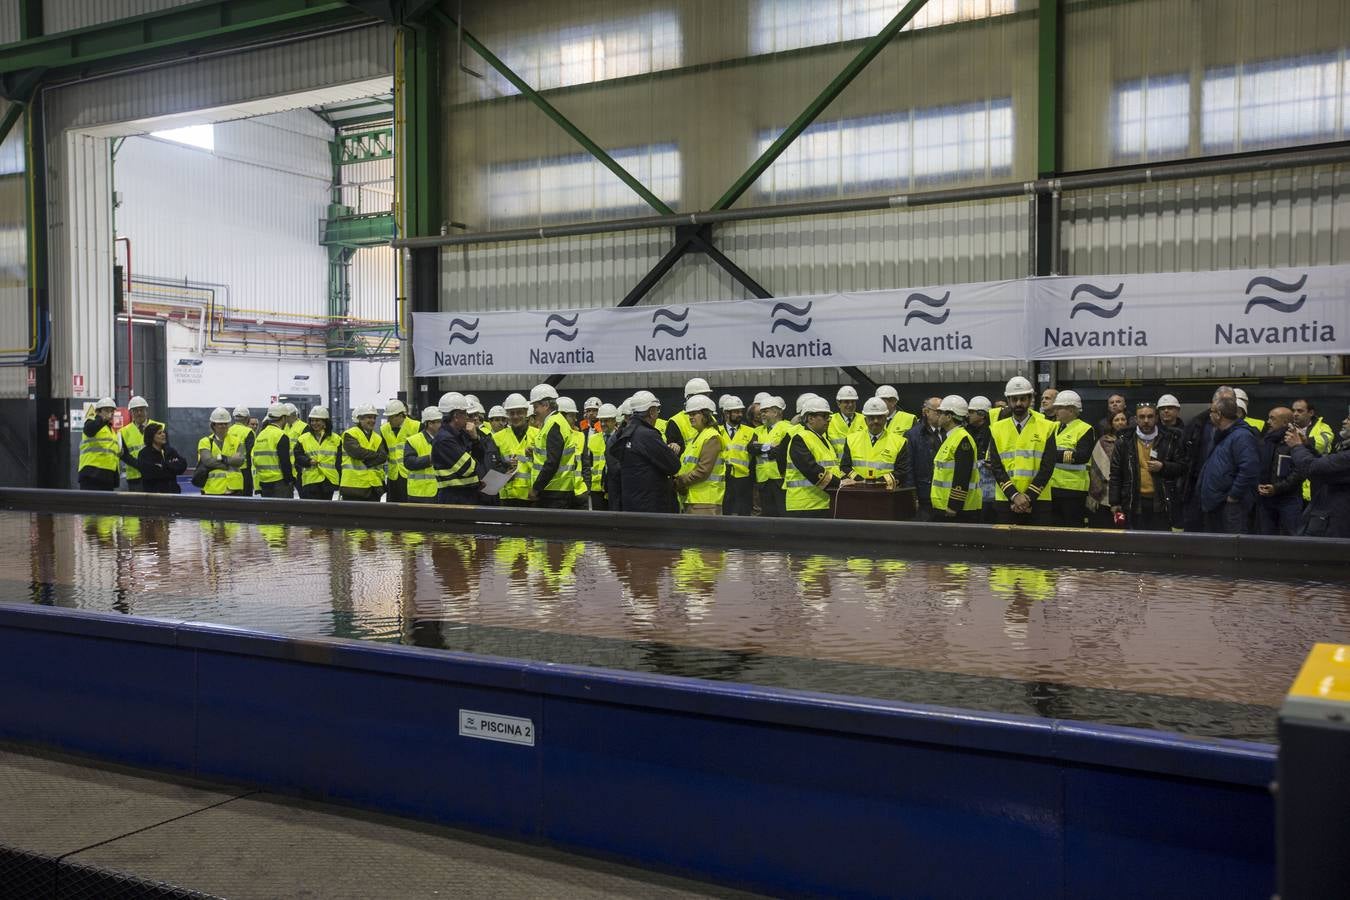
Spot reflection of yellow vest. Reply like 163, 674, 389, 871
530, 413, 574, 493
844, 429, 905, 480
989, 565, 1057, 602
679, 427, 726, 506
754, 420, 791, 483
339, 427, 385, 489
298, 430, 340, 486
931, 426, 981, 511
404, 431, 439, 498
990, 415, 1055, 501
784, 428, 839, 512
721, 423, 751, 479
494, 425, 536, 500
79, 422, 119, 473
1049, 418, 1092, 492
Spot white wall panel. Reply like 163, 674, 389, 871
348, 245, 394, 324
348, 358, 400, 409
440, 198, 1031, 391
165, 321, 328, 408
114, 112, 330, 324
43, 0, 199, 34
1059, 164, 1350, 380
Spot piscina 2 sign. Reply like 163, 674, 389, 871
412, 263, 1350, 376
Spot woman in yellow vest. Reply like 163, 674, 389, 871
78, 398, 121, 491
492, 393, 537, 507
1047, 390, 1094, 528
674, 395, 725, 515
294, 406, 341, 500
195, 407, 244, 496
783, 396, 841, 518
402, 405, 445, 504
930, 395, 983, 522
754, 396, 791, 517
719, 394, 754, 516
339, 404, 388, 501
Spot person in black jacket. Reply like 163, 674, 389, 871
614, 393, 680, 514
432, 394, 484, 505
1286, 416, 1350, 538
1109, 403, 1186, 531
604, 414, 636, 512
1179, 406, 1217, 532
134, 423, 186, 493
1255, 407, 1304, 536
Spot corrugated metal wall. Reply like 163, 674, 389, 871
43, 0, 228, 36
0, 3, 20, 44
0, 103, 29, 397
349, 246, 394, 324
441, 196, 1031, 391
1059, 163, 1350, 380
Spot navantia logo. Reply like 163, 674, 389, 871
903, 291, 950, 326
446, 316, 480, 345
1068, 283, 1125, 319
770, 301, 813, 333
650, 307, 690, 338
544, 312, 579, 342
1244, 274, 1307, 314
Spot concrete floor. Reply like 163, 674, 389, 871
0, 745, 755, 899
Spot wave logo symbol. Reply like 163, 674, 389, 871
544, 312, 580, 342
446, 316, 481, 346
1068, 283, 1125, 319
903, 291, 950, 326
770, 300, 813, 334
650, 307, 690, 339
1243, 273, 1307, 315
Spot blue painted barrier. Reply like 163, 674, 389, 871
0, 603, 1275, 898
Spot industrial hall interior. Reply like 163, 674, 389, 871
2, 0, 1350, 898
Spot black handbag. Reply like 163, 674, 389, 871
191, 465, 211, 489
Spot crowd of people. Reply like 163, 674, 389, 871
75, 377, 1350, 538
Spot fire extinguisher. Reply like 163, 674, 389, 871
48, 415, 60, 443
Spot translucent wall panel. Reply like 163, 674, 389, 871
1058, 163, 1350, 380
1064, 0, 1350, 170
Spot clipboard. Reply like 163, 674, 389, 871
480, 469, 512, 497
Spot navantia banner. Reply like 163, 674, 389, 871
1027, 264, 1350, 359
412, 280, 1026, 377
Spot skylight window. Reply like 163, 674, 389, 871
150, 124, 215, 152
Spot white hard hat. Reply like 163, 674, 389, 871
1053, 389, 1083, 410
752, 392, 772, 407
438, 391, 467, 414
721, 394, 745, 411
801, 396, 831, 415
617, 399, 632, 417
836, 385, 859, 402
1156, 394, 1181, 409
267, 402, 287, 419
717, 394, 731, 409
1236, 396, 1248, 412
529, 383, 558, 403
761, 396, 786, 411
488, 405, 507, 419
939, 395, 969, 417
308, 406, 331, 420
233, 406, 250, 419
288, 403, 301, 416
128, 396, 149, 410
628, 392, 657, 414
354, 404, 378, 418
464, 394, 480, 406
1233, 387, 1249, 412
685, 395, 716, 415
874, 385, 899, 401
385, 399, 408, 417
209, 407, 232, 424
96, 397, 116, 410
684, 377, 712, 397
968, 395, 992, 413
861, 397, 889, 416
557, 397, 579, 415
467, 399, 486, 416
584, 396, 602, 411
503, 392, 530, 411
598, 403, 618, 419
421, 405, 442, 423
795, 393, 819, 414
1004, 376, 1034, 397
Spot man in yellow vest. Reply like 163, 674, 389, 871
931, 395, 982, 522
674, 395, 725, 515
294, 405, 340, 500
875, 385, 918, 437
839, 397, 911, 493
784, 396, 840, 518
1291, 398, 1336, 506
379, 399, 419, 503
488, 404, 508, 434
493, 392, 536, 508
253, 403, 295, 498
557, 397, 590, 509
582, 397, 603, 436
339, 404, 387, 501
988, 376, 1057, 525
754, 395, 790, 517
118, 396, 159, 491
401, 406, 445, 504
1048, 389, 1094, 528
528, 383, 576, 509
229, 406, 256, 496
666, 377, 712, 452
718, 394, 753, 516
433, 392, 484, 504
828, 385, 867, 456
78, 398, 121, 491
196, 407, 244, 496
585, 402, 617, 510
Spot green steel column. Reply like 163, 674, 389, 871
19, 0, 42, 39
400, 23, 443, 238
1037, 0, 1062, 177
712, 0, 930, 211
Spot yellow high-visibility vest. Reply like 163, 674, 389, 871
253, 423, 287, 484
784, 428, 839, 512
754, 420, 792, 483
679, 426, 726, 506
339, 427, 385, 490
493, 425, 537, 501
827, 411, 866, 455
403, 431, 439, 499
78, 422, 120, 474
297, 430, 340, 487
1048, 418, 1092, 493
530, 413, 575, 494
844, 428, 906, 480
722, 423, 752, 479
931, 426, 982, 511
990, 415, 1055, 501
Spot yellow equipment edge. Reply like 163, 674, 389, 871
1288, 643, 1350, 703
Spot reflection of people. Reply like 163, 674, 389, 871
135, 423, 186, 493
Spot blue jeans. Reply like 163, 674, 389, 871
1257, 495, 1303, 536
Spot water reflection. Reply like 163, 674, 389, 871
4, 511, 1350, 742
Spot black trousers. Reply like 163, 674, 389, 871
1051, 491, 1087, 528
1204, 502, 1250, 535
935, 509, 982, 524
258, 481, 293, 498
404, 495, 438, 504
242, 470, 253, 496
591, 495, 609, 511
536, 491, 573, 510
723, 476, 753, 516
440, 487, 479, 505
126, 479, 144, 492
787, 508, 830, 519
757, 483, 786, 517
385, 477, 407, 503
994, 503, 1053, 526
298, 483, 334, 500
1127, 506, 1171, 531
500, 498, 533, 508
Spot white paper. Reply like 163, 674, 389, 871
479, 468, 511, 497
